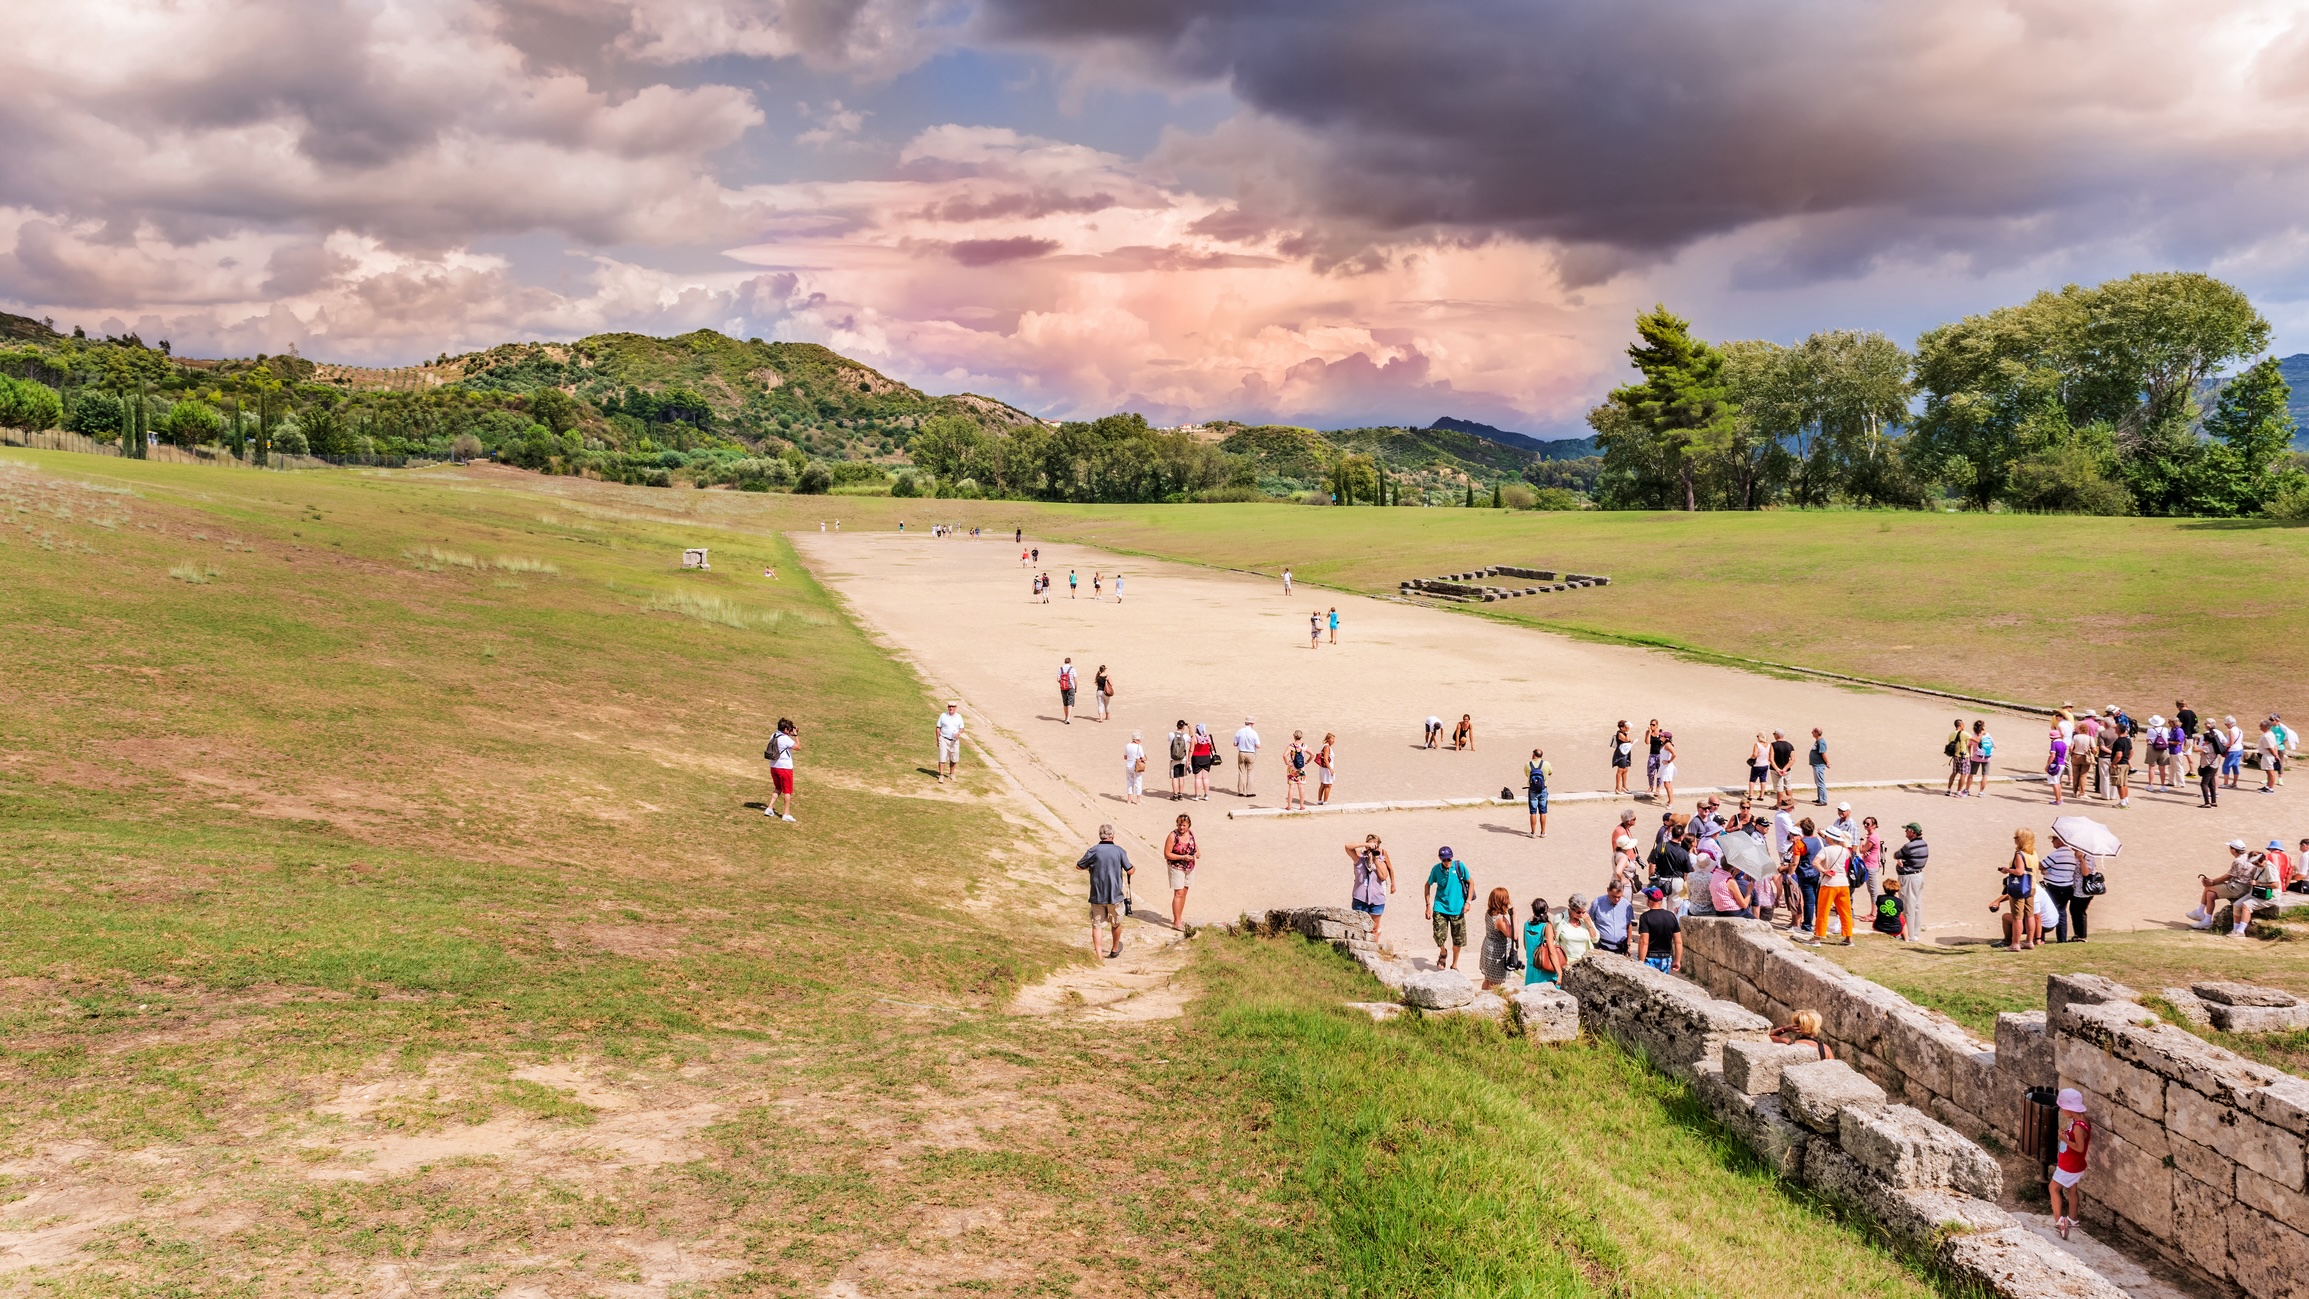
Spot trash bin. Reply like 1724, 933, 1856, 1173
2019, 1086, 2060, 1163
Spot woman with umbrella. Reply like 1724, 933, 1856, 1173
2046, 817, 2118, 943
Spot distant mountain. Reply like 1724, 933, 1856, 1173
0, 310, 60, 343
2281, 354, 2309, 450
1428, 415, 1597, 460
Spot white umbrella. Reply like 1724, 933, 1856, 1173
2051, 816, 2121, 859
1718, 829, 1774, 876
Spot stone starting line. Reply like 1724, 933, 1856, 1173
1226, 773, 2054, 819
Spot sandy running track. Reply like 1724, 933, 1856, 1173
797, 530, 2307, 948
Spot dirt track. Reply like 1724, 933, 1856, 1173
797, 530, 2307, 948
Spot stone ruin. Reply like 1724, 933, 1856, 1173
1399, 565, 1608, 602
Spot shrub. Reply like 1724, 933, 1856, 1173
2266, 479, 2309, 521
794, 462, 832, 494
270, 423, 310, 455
1193, 485, 1271, 503
65, 389, 123, 438
2008, 444, 2133, 515
1500, 482, 1538, 510
891, 472, 921, 497
159, 399, 222, 445
1528, 486, 1582, 511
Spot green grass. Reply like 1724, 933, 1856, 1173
0, 452, 1996, 1295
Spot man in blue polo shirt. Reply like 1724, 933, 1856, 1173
1591, 876, 1635, 955
1424, 846, 1472, 970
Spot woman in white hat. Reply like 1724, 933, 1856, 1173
1808, 824, 1856, 946
2051, 1087, 2092, 1238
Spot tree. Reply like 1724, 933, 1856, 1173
1603, 306, 1737, 511
160, 399, 222, 446
1491, 480, 1503, 509
0, 377, 62, 430
908, 416, 988, 482
2176, 357, 2302, 516
528, 387, 579, 434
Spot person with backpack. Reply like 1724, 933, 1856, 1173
1526, 748, 1553, 837
1347, 835, 1394, 938
2198, 725, 2224, 807
1944, 718, 1968, 796
1993, 829, 2039, 950
1284, 731, 1312, 810
1167, 721, 1192, 800
1056, 657, 1078, 723
1965, 721, 1995, 797
764, 717, 799, 822
1424, 847, 1472, 970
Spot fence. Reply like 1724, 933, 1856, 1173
0, 426, 424, 470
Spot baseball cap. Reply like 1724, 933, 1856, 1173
2057, 1088, 2086, 1113
1902, 821, 1922, 833
1645, 887, 1665, 901
2229, 839, 2249, 851
1835, 801, 1851, 812
1438, 846, 1453, 860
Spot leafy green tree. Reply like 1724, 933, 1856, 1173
528, 387, 580, 434
1601, 306, 1737, 511
66, 389, 124, 439
161, 399, 222, 446
2175, 357, 2301, 516
0, 376, 63, 430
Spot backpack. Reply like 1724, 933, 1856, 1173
1170, 732, 1190, 762
1291, 747, 1309, 772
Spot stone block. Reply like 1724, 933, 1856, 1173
2072, 1087, 2167, 1161
1937, 1227, 2130, 1299
1996, 1011, 2056, 1091
1361, 956, 1413, 991
1508, 984, 1579, 1043
1722, 1039, 1825, 1096
1345, 1002, 1403, 1022
2056, 1035, 2166, 1120
2089, 1126, 2174, 1239
2230, 1209, 2309, 1299
2047, 972, 2142, 1031
2212, 1002, 2309, 1034
1432, 991, 1510, 1021
1799, 1139, 2016, 1252
2172, 1168, 2235, 1280
1561, 953, 1769, 1078
2249, 1075, 2309, 1137
2170, 1084, 2305, 1190
1693, 1067, 1810, 1178
2162, 986, 2213, 1029
1402, 969, 1476, 1009
1838, 1103, 2003, 1199
2169, 1131, 2234, 1196
2195, 980, 2299, 1007
1779, 1058, 1887, 1133
2239, 1165, 2309, 1224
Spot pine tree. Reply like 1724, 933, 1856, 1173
1602, 305, 1738, 510
2179, 357, 2301, 515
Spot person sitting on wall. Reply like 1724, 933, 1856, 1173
1768, 1009, 1835, 1060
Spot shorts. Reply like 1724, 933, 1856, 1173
2215, 880, 2252, 901
2225, 752, 2243, 774
1060, 688, 1076, 706
1171, 761, 1189, 779
1431, 911, 1467, 948
1645, 956, 1673, 973
1969, 759, 1989, 774
939, 737, 961, 763
1749, 765, 1769, 782
1287, 767, 1306, 783
1191, 754, 1215, 773
1167, 866, 1193, 891
1527, 789, 1549, 814
1088, 902, 1122, 924
2052, 1168, 2084, 1189
1352, 898, 1385, 915
772, 767, 794, 794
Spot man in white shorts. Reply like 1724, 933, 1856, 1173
1233, 717, 1261, 796
1282, 567, 1293, 595
1423, 716, 1444, 749
935, 702, 965, 781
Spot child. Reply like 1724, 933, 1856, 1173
1872, 874, 1906, 936
2051, 1088, 2092, 1238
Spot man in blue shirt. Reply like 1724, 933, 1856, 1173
1424, 846, 1472, 970
1076, 824, 1135, 960
1591, 877, 1635, 954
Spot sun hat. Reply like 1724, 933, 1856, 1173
1614, 835, 1637, 851
1824, 826, 1850, 844
2272, 840, 2286, 851
2149, 715, 2165, 727
2057, 1088, 2086, 1113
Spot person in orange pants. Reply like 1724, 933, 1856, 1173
1810, 825, 1857, 945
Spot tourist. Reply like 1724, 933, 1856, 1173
1113, 574, 1123, 602
1424, 715, 1444, 749
1524, 898, 1563, 985
2050, 1089, 2092, 1239
1425, 846, 1472, 970
1657, 731, 1679, 807
1163, 814, 1198, 930
1348, 835, 1394, 937
1069, 569, 1078, 599
1233, 717, 1261, 796
1853, 810, 1881, 909
1613, 809, 1640, 862
1809, 727, 1831, 806
1190, 723, 1216, 800
1994, 829, 2039, 950
1558, 896, 1598, 964
2073, 711, 2102, 799
1770, 1010, 1834, 1059
1122, 730, 1146, 804
1452, 713, 1475, 751
1327, 607, 1339, 643
1789, 814, 1823, 934
1309, 610, 1322, 650
1644, 718, 1664, 795
765, 717, 799, 822
2237, 849, 2284, 935
2225, 716, 2247, 789
1057, 657, 1078, 723
1167, 720, 1192, 800
1769, 729, 1795, 798
1612, 834, 1644, 892
1748, 732, 1771, 800
1809, 825, 1855, 946
1284, 731, 1312, 810
935, 701, 965, 782
1708, 853, 1752, 919
1039, 571, 1051, 603
1829, 802, 1860, 854
1636, 887, 1682, 973
2108, 722, 2133, 807
2176, 700, 2199, 778
1944, 718, 1969, 796
1030, 572, 1042, 602
1316, 733, 1338, 804
2273, 715, 2293, 786
2273, 839, 2297, 890
1965, 720, 1995, 797
2198, 725, 2222, 807
2046, 722, 2068, 806
2264, 717, 2285, 793
1077, 824, 1134, 959
2189, 839, 2258, 933
1591, 877, 1635, 955
1872, 874, 1906, 936
1526, 748, 1552, 837
1281, 566, 1293, 595
1479, 887, 1519, 989
1093, 663, 1114, 722
1612, 720, 1634, 794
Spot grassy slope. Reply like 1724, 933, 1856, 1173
0, 453, 1964, 1297
1001, 502, 2309, 721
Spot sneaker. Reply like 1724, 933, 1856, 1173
2232, 925, 2251, 937
2192, 918, 2217, 930
2187, 907, 2208, 923
781, 813, 796, 822
765, 806, 776, 817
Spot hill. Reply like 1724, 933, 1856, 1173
1217, 421, 1600, 502
1429, 415, 1598, 459
2282, 353, 2309, 449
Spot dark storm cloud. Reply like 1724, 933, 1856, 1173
980, 0, 2309, 266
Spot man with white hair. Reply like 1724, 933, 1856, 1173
2189, 839, 2258, 932
934, 701, 966, 782
1077, 824, 1135, 959
2224, 716, 2246, 789
1233, 716, 1261, 796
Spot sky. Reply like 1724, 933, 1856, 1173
6, 1, 2309, 435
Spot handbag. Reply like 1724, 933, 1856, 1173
2078, 866, 2107, 897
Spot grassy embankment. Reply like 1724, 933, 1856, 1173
0, 452, 1964, 1296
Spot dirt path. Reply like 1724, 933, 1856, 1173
798, 530, 2307, 948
